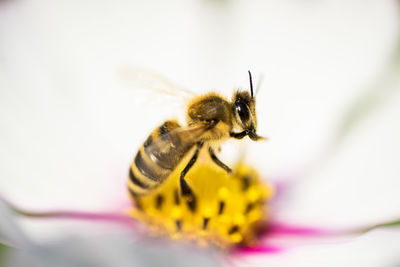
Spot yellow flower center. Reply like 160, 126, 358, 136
127, 156, 274, 249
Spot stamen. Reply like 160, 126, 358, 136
241, 175, 251, 191
218, 201, 225, 215
244, 203, 255, 214
186, 195, 197, 212
136, 202, 143, 211
176, 220, 182, 231
155, 194, 164, 210
203, 218, 210, 230
228, 225, 239, 235
174, 188, 180, 205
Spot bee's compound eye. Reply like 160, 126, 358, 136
235, 101, 250, 123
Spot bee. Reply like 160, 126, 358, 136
127, 70, 264, 210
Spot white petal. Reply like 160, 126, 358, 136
276, 79, 400, 227
0, 200, 32, 248
5, 235, 221, 267
1, 0, 398, 208
241, 228, 400, 267
0, 1, 399, 266
0, 199, 220, 267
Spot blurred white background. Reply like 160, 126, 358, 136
1, 0, 400, 266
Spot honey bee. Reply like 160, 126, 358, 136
127, 70, 264, 210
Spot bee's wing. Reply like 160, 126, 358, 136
144, 124, 208, 159
118, 66, 196, 103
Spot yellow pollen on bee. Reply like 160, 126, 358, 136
127, 158, 273, 249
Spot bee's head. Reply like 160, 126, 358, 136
232, 71, 264, 141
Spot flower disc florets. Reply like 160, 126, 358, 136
129, 156, 273, 249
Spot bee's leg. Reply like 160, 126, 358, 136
180, 142, 203, 211
230, 131, 247, 139
208, 147, 232, 173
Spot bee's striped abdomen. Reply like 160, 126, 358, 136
128, 120, 195, 197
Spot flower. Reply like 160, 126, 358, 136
129, 160, 274, 248
1, 0, 400, 266
0, 199, 221, 267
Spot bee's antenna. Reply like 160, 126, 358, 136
248, 70, 254, 98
